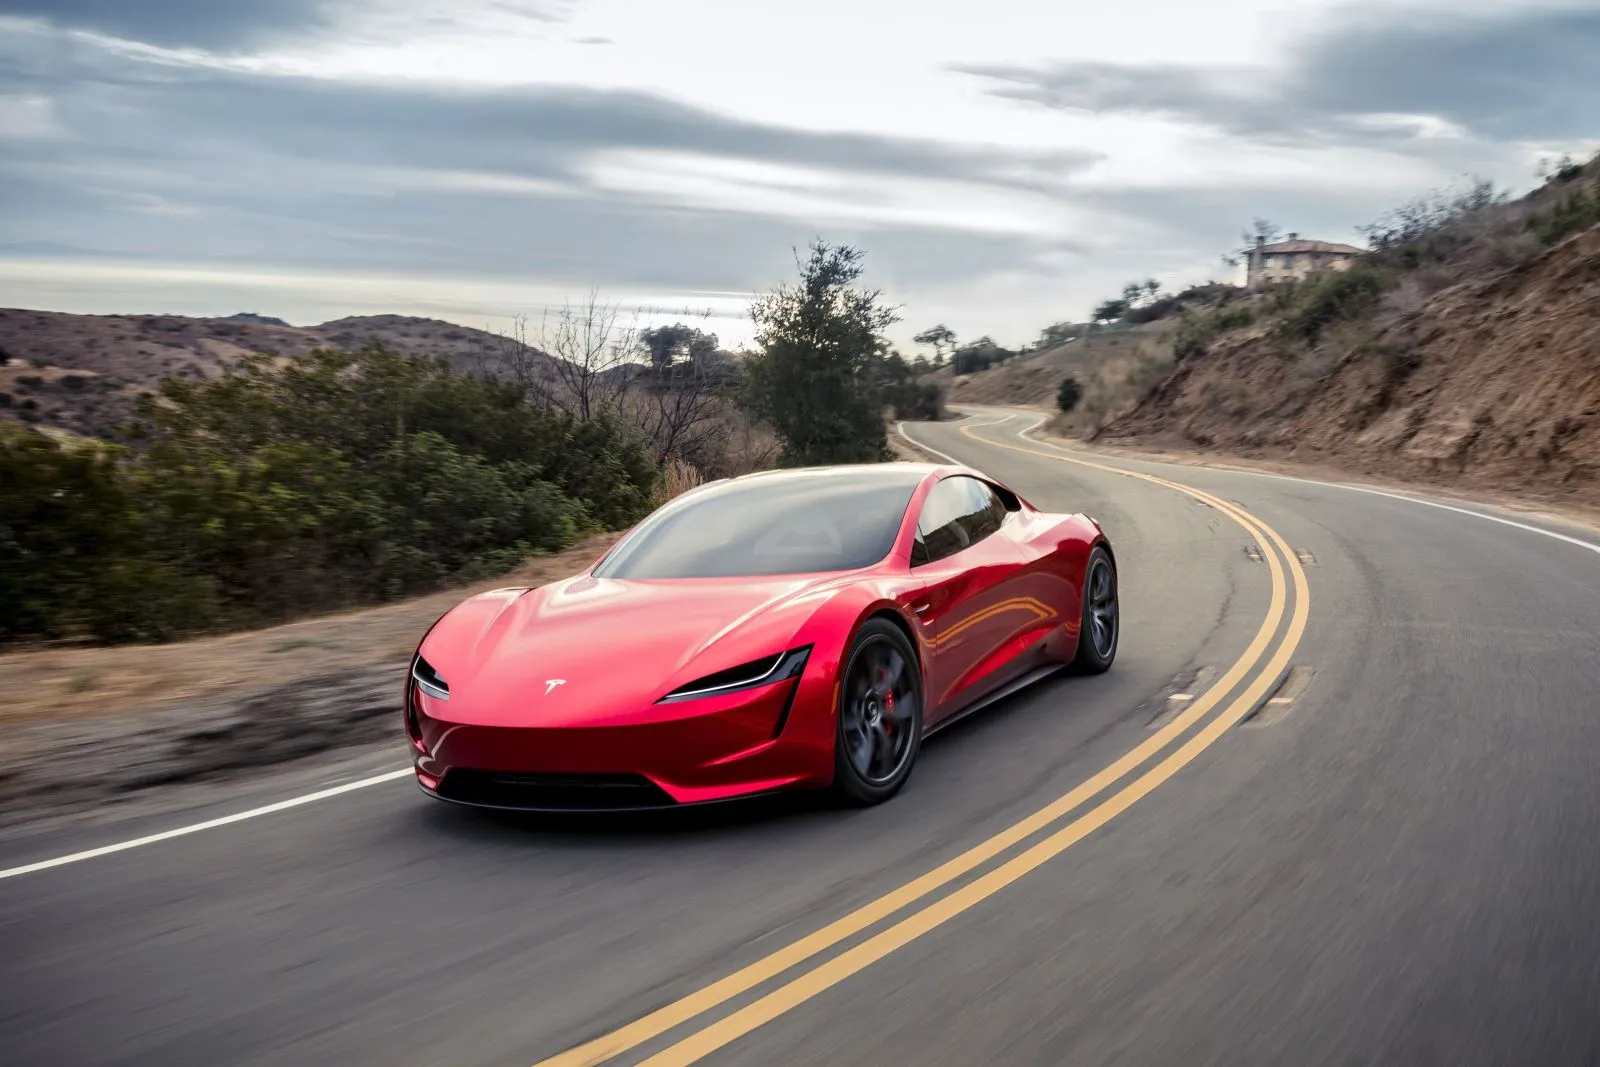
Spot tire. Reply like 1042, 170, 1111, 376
1072, 545, 1118, 674
832, 618, 924, 805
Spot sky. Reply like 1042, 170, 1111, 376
0, 0, 1596, 351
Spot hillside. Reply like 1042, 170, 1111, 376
0, 309, 546, 439
928, 320, 1180, 422
1095, 164, 1600, 508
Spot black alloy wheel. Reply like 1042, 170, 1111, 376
833, 619, 923, 805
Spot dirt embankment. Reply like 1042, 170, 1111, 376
0, 534, 618, 824
1097, 226, 1600, 509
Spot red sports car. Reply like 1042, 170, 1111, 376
405, 462, 1117, 810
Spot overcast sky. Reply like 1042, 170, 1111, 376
0, 0, 1595, 349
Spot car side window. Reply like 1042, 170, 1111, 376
913, 476, 1003, 565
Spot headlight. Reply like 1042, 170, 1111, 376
411, 655, 450, 701
657, 645, 811, 703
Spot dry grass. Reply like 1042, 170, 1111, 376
0, 532, 622, 726
927, 322, 1179, 434
652, 455, 706, 506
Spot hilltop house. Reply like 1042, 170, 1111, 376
1245, 234, 1365, 288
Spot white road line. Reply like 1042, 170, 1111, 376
895, 421, 967, 466
0, 768, 412, 881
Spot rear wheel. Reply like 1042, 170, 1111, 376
832, 619, 923, 805
1072, 545, 1118, 674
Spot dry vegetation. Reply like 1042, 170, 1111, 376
924, 320, 1178, 423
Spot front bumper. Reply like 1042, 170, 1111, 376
406, 671, 837, 809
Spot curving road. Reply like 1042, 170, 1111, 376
5, 408, 1600, 1065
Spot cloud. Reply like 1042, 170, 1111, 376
0, 0, 575, 51
2, 1, 1592, 346
0, 0, 336, 50
956, 4, 1600, 146
0, 36, 1084, 311
0, 92, 63, 138
0, 32, 1105, 282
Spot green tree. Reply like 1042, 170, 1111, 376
913, 324, 957, 363
1093, 298, 1129, 325
743, 241, 900, 465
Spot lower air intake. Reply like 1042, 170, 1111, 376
435, 770, 677, 810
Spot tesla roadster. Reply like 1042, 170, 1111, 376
405, 462, 1117, 810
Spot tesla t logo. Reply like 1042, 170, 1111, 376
543, 679, 566, 695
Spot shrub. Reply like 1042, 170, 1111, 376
1, 343, 660, 646
1213, 305, 1254, 331
1057, 376, 1083, 412
891, 381, 945, 421
1358, 178, 1506, 251
1529, 182, 1600, 245
1280, 266, 1387, 346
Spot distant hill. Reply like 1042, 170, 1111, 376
0, 309, 554, 439
926, 320, 1179, 417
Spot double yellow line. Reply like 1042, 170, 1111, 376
533, 425, 1312, 1067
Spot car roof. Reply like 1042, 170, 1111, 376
718, 461, 958, 487
665, 462, 989, 512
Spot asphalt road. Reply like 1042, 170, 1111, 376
5, 409, 1600, 1065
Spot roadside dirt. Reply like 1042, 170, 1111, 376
2, 532, 620, 726
0, 534, 618, 824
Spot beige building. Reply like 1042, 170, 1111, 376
1245, 234, 1365, 288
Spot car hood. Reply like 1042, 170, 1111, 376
416, 573, 837, 727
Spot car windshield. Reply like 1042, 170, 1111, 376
593, 468, 924, 579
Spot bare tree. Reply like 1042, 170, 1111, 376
530, 289, 647, 422
626, 359, 727, 465
478, 313, 558, 402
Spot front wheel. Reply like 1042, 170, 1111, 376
1071, 545, 1118, 674
832, 619, 923, 806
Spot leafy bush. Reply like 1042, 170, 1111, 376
1213, 305, 1255, 331
1279, 266, 1387, 346
1057, 376, 1082, 412
1529, 181, 1600, 245
1, 343, 657, 645
891, 381, 945, 421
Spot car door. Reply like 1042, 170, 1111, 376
907, 475, 1032, 723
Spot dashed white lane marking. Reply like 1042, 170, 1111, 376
0, 768, 413, 881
